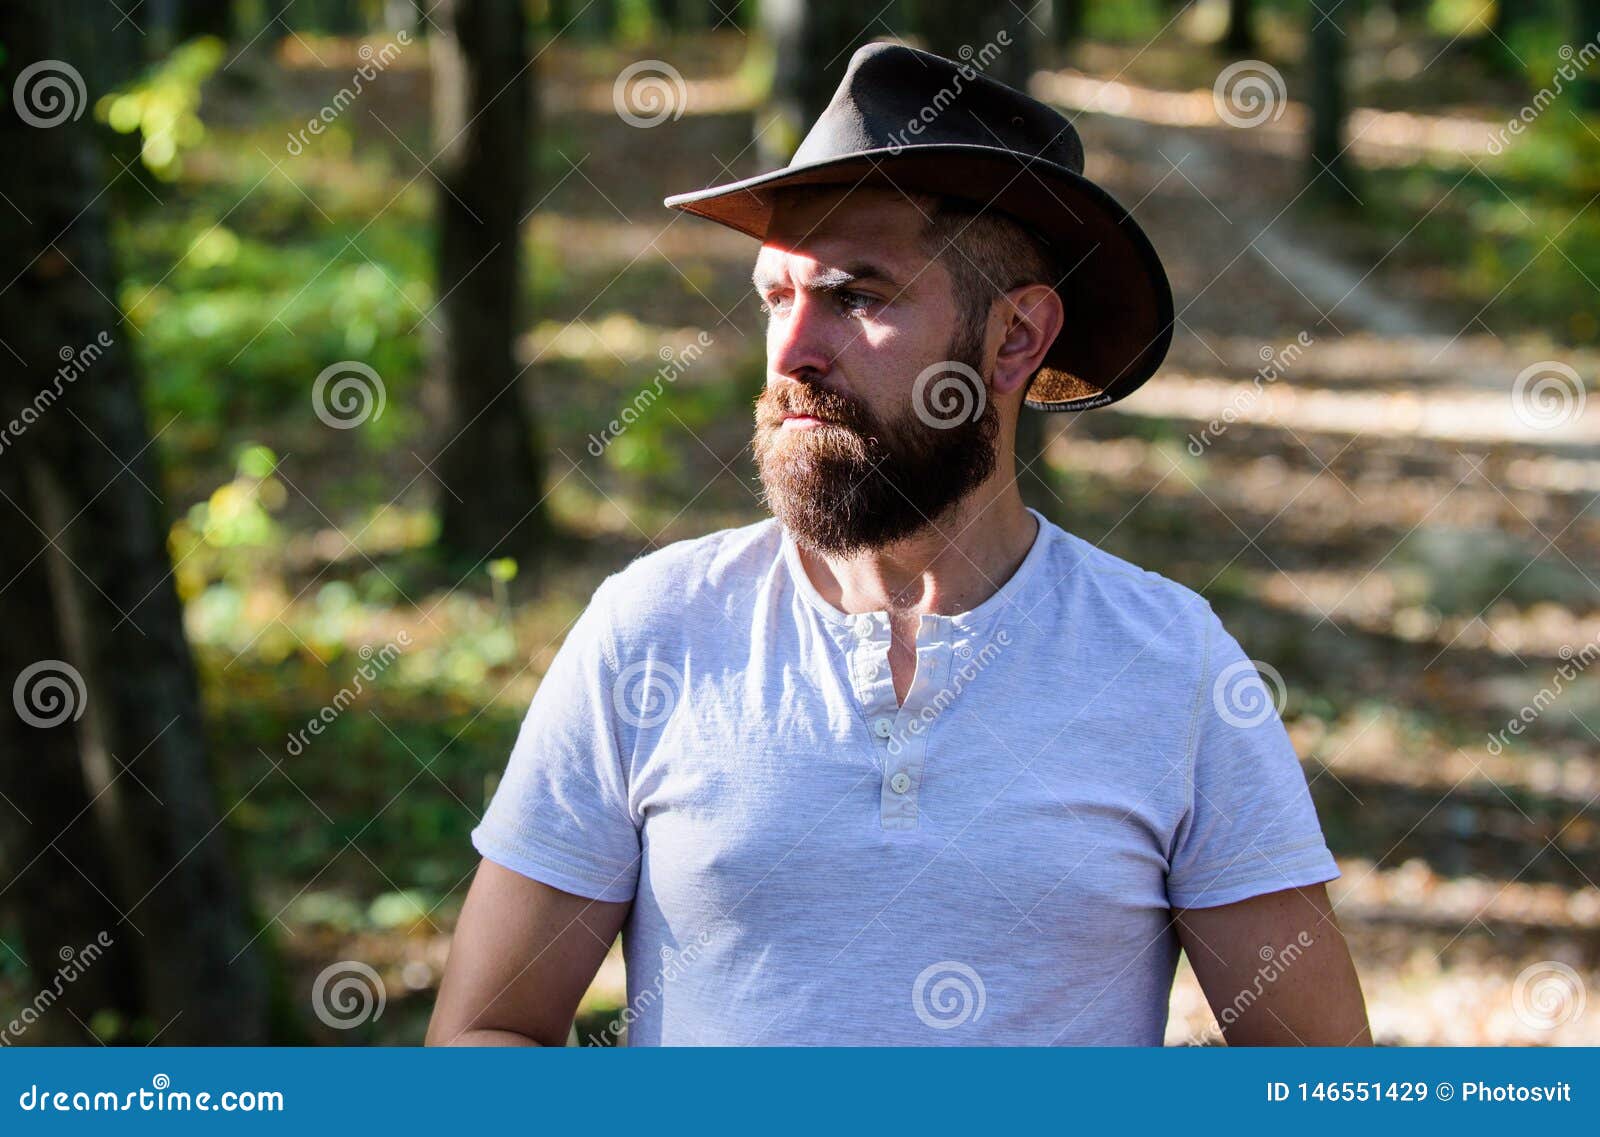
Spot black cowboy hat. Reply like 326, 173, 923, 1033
662, 40, 1174, 412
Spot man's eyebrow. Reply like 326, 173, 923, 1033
751, 261, 903, 295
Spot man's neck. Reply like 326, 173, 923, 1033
794, 484, 1039, 620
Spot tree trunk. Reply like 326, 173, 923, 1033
916, 3, 1034, 91
432, 0, 548, 563
1576, 0, 1600, 111
986, 9, 1035, 94
133, 0, 180, 58
178, 0, 234, 40
386, 0, 423, 35
0, 459, 143, 1043
757, 0, 866, 165
572, 0, 619, 38
0, 4, 271, 1044
1490, 0, 1517, 45
1307, 0, 1354, 200
1051, 0, 1086, 57
1224, 0, 1257, 54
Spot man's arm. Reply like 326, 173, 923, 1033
1174, 882, 1371, 1046
426, 858, 631, 1046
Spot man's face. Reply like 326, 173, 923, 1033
751, 186, 1000, 556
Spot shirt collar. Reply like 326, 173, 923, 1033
778, 506, 1054, 638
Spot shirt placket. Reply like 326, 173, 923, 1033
842, 611, 954, 831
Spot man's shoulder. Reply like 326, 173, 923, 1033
588, 515, 783, 633
1043, 520, 1215, 634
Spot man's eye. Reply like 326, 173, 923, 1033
757, 292, 873, 318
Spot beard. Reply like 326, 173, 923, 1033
752, 315, 1000, 556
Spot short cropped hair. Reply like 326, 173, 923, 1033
911, 192, 1062, 343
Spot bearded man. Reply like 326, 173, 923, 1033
428, 42, 1370, 1047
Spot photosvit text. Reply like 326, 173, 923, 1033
1265, 1081, 1573, 1103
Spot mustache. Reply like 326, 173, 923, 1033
756, 385, 871, 430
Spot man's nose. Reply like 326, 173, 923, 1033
766, 292, 836, 383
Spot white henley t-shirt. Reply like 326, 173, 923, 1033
471, 507, 1340, 1045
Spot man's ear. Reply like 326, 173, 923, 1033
990, 283, 1065, 399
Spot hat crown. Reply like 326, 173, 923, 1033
791, 41, 1085, 174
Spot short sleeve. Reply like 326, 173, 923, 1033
1165, 606, 1340, 909
470, 577, 641, 903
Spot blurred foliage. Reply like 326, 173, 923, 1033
1357, 110, 1600, 345
1084, 0, 1173, 42
171, 442, 285, 593
119, 162, 430, 442
98, 36, 226, 179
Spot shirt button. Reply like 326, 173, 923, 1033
890, 772, 912, 794
853, 614, 874, 637
872, 716, 894, 738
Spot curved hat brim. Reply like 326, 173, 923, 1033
663, 143, 1174, 412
